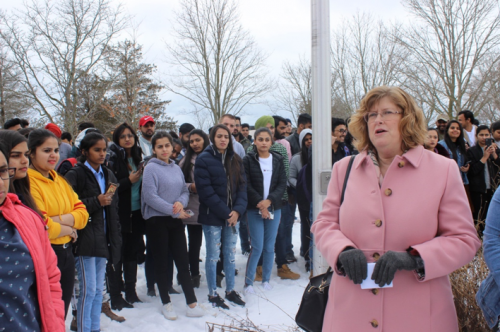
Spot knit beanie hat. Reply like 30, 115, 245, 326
45, 123, 62, 138
299, 129, 312, 148
254, 116, 275, 130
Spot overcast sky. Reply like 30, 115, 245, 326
0, 0, 410, 126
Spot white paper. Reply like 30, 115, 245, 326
360, 263, 394, 289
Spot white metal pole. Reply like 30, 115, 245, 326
311, 0, 331, 276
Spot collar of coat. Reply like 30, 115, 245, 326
354, 145, 424, 170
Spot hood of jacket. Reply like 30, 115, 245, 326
28, 168, 60, 184
147, 157, 176, 168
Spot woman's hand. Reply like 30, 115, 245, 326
129, 170, 142, 183
190, 183, 197, 194
98, 194, 112, 206
260, 209, 270, 219
338, 248, 367, 284
460, 164, 470, 172
227, 211, 240, 226
178, 210, 191, 219
69, 228, 78, 243
256, 199, 271, 210
371, 251, 418, 287
173, 202, 184, 214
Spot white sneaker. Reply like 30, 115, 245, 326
162, 303, 178, 320
262, 282, 273, 291
186, 303, 205, 317
244, 285, 256, 295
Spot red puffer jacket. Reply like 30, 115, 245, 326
0, 193, 65, 332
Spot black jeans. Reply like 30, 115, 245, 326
187, 224, 203, 277
299, 207, 312, 262
471, 189, 493, 236
146, 216, 197, 305
52, 242, 75, 318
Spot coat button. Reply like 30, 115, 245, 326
373, 252, 380, 261
371, 289, 379, 295
371, 319, 379, 328
398, 161, 405, 168
374, 219, 382, 227
384, 188, 392, 196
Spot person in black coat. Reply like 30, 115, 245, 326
467, 125, 500, 234
194, 124, 247, 309
65, 132, 122, 332
108, 122, 144, 309
242, 128, 287, 294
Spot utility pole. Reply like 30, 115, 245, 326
311, 0, 331, 276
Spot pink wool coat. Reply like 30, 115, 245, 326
311, 145, 480, 332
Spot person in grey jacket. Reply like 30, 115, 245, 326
141, 131, 204, 321
289, 129, 312, 188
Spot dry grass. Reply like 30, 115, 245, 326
450, 248, 490, 332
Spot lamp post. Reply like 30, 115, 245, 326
311, 0, 331, 276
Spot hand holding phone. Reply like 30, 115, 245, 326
185, 209, 195, 217
106, 183, 119, 195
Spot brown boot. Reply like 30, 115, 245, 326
278, 264, 300, 280
102, 301, 126, 322
255, 266, 263, 281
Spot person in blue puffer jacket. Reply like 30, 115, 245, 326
194, 124, 247, 310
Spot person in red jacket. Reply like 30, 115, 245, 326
0, 142, 65, 332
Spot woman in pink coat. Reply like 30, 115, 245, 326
311, 86, 480, 332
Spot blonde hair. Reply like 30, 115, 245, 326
348, 86, 427, 153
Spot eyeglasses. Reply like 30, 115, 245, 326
364, 110, 402, 123
0, 167, 16, 180
119, 134, 134, 140
334, 129, 347, 134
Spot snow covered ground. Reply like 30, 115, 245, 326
65, 221, 310, 332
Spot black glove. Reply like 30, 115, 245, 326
371, 251, 419, 287
338, 248, 367, 284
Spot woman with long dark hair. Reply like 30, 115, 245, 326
0, 130, 40, 213
0, 142, 66, 332
194, 124, 247, 309
425, 128, 450, 158
243, 127, 287, 293
108, 122, 144, 310
28, 129, 89, 317
179, 129, 210, 287
142, 131, 205, 320
65, 132, 122, 332
439, 120, 470, 184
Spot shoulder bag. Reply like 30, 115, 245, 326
295, 155, 356, 332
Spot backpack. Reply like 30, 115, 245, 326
57, 158, 78, 176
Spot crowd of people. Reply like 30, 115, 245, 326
2, 87, 500, 331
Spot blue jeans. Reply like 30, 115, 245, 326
245, 209, 281, 285
203, 224, 238, 296
239, 211, 251, 253
75, 256, 106, 332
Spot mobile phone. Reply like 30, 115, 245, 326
106, 183, 119, 195
486, 138, 493, 147
185, 209, 195, 217
138, 161, 145, 171
465, 161, 472, 166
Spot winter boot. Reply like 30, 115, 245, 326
277, 264, 300, 280
124, 261, 142, 304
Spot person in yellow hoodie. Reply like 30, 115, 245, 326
27, 129, 89, 318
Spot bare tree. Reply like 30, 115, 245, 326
0, 44, 34, 124
0, 0, 126, 133
166, 0, 270, 125
331, 13, 407, 118
396, 0, 500, 119
273, 57, 312, 124
103, 40, 174, 131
